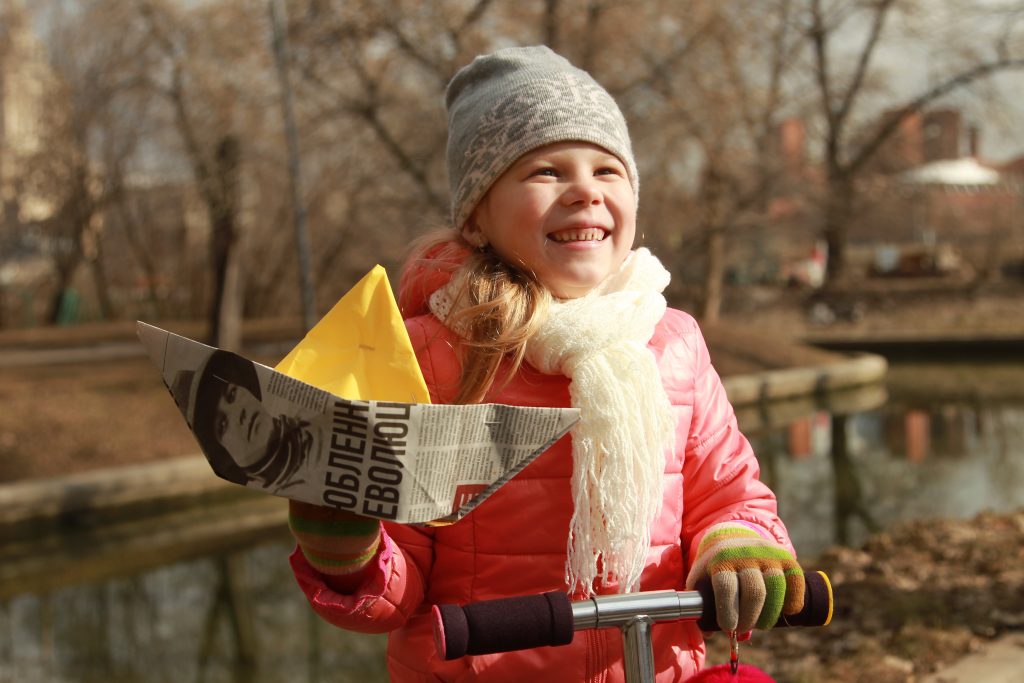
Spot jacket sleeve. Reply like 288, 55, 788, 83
679, 317, 796, 569
290, 522, 434, 633
287, 315, 452, 633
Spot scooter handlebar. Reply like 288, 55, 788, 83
433, 570, 833, 661
433, 590, 575, 660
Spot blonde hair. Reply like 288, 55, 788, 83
400, 228, 551, 404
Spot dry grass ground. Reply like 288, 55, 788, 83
0, 318, 297, 484
0, 358, 200, 483
709, 510, 1024, 683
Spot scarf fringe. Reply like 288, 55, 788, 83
527, 249, 676, 595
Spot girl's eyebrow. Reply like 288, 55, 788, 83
514, 152, 551, 167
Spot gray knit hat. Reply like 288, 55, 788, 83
445, 45, 638, 231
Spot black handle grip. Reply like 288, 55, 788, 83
433, 591, 574, 660
433, 571, 833, 660
695, 570, 833, 631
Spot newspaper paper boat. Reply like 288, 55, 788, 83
138, 322, 579, 526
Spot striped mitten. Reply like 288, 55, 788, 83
288, 500, 382, 592
685, 522, 804, 632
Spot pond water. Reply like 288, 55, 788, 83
757, 360, 1024, 558
2, 360, 1022, 683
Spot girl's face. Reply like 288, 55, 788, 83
215, 383, 272, 468
467, 142, 636, 299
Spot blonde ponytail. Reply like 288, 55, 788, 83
401, 229, 550, 404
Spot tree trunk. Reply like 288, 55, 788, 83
543, 0, 559, 50
269, 0, 316, 332
88, 246, 115, 320
699, 168, 727, 324
217, 242, 244, 353
86, 215, 116, 320
823, 174, 855, 284
701, 225, 725, 325
116, 201, 165, 317
208, 134, 243, 351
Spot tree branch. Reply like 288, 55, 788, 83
833, 0, 895, 127
347, 55, 447, 212
809, 0, 837, 136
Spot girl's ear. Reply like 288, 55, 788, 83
462, 215, 489, 249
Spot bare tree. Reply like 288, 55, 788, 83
136, 0, 269, 349
677, 1, 806, 323
10, 0, 1023, 330
277, 0, 507, 295
803, 0, 1024, 283
268, 0, 316, 332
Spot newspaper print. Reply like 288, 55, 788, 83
137, 322, 579, 525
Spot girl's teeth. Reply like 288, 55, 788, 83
553, 229, 604, 242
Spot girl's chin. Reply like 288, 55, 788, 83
545, 275, 606, 299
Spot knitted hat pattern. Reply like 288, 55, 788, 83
445, 45, 638, 231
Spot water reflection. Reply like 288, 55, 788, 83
751, 366, 1024, 558
2, 362, 1022, 682
1, 544, 389, 683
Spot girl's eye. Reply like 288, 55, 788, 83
216, 414, 227, 440
596, 166, 622, 176
532, 167, 557, 177
225, 385, 236, 403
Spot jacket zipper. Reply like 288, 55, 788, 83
585, 628, 608, 683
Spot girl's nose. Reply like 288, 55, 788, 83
239, 407, 247, 426
562, 177, 602, 206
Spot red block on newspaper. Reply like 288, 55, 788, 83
452, 485, 487, 514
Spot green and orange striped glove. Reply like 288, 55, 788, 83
685, 521, 805, 633
288, 500, 382, 592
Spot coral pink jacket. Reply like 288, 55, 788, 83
290, 307, 794, 682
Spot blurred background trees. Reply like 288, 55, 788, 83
1, 0, 1022, 334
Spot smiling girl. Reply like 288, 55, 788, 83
287, 46, 804, 681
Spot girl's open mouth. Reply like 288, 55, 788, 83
549, 227, 608, 243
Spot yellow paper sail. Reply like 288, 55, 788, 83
275, 265, 430, 404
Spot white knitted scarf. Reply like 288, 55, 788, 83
430, 248, 677, 595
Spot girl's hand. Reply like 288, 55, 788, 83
685, 522, 805, 633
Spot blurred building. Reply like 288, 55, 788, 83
1, 2, 208, 326
0, 1, 57, 326
0, 1, 54, 225
841, 107, 1022, 278
923, 109, 965, 162
744, 105, 1023, 285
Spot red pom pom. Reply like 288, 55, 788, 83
687, 663, 777, 682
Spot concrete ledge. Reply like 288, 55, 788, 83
0, 456, 245, 536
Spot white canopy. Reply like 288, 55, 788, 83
900, 157, 1002, 186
